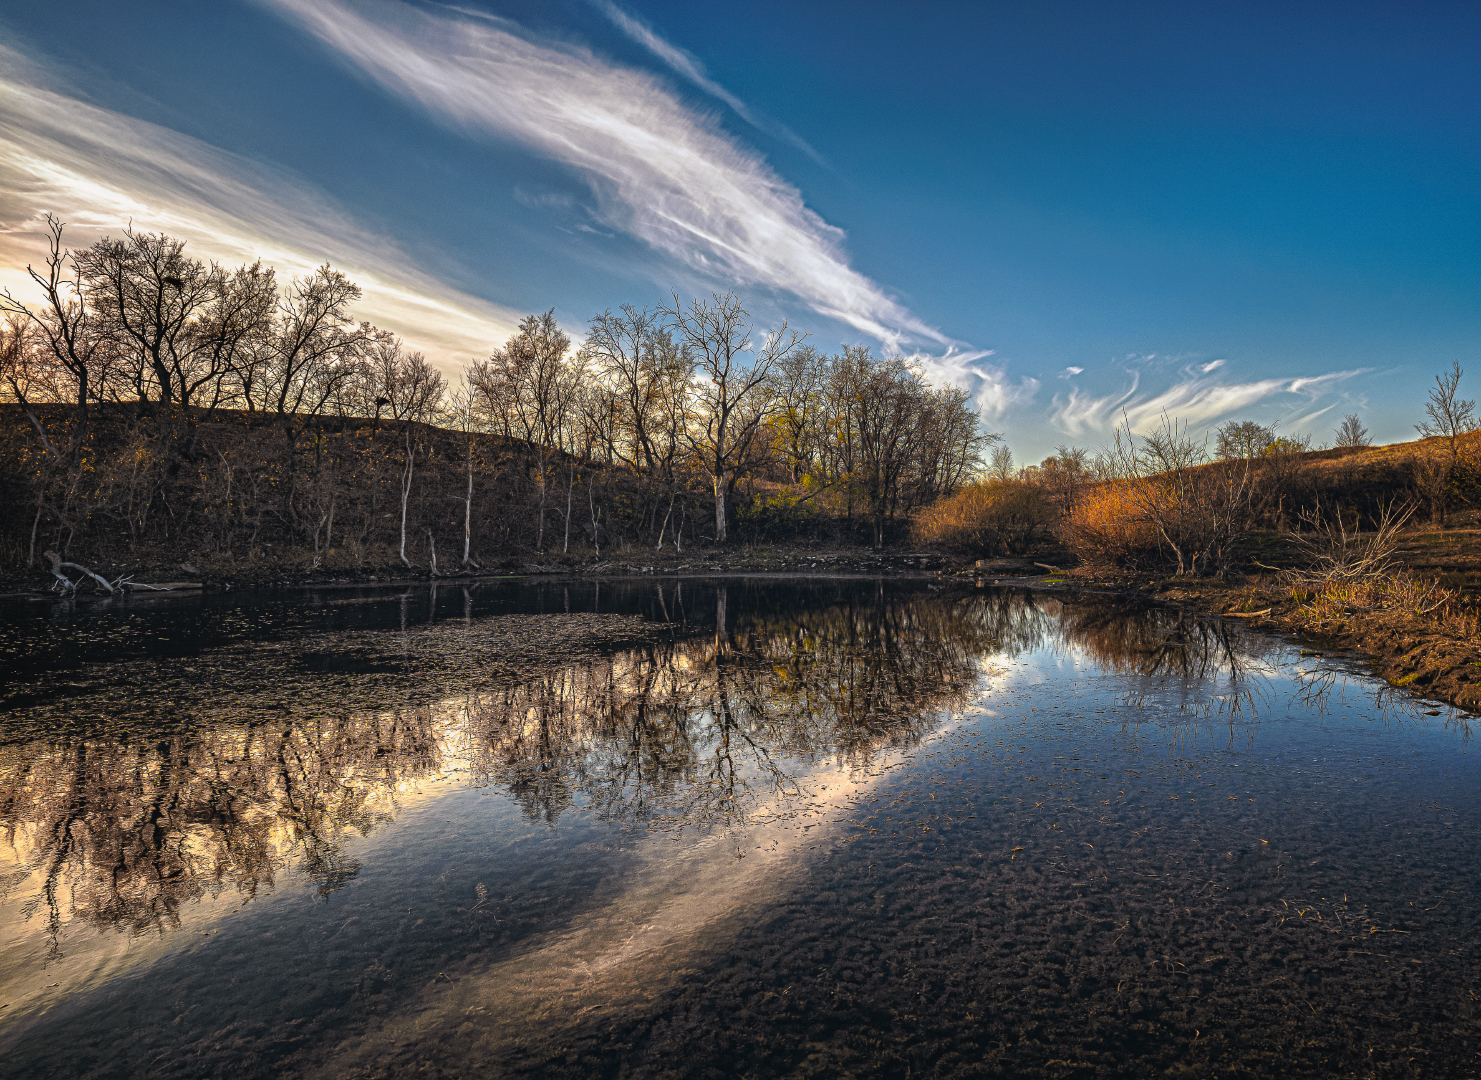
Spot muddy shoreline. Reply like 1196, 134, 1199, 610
6, 545, 1478, 715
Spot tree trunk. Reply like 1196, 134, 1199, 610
463, 453, 474, 566
656, 493, 674, 550
563, 465, 575, 554
713, 471, 728, 544
399, 430, 415, 567
535, 450, 548, 552
588, 473, 602, 557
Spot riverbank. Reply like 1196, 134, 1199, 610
1030, 564, 1481, 714
0, 541, 973, 596
8, 534, 1479, 714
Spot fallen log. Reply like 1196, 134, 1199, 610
44, 550, 113, 594
1222, 608, 1272, 618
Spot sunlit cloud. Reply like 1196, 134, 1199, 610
265, 0, 948, 349
904, 347, 1038, 424
590, 0, 826, 166
1060, 366, 1084, 378
0, 44, 520, 372
1047, 372, 1140, 437
1047, 361, 1366, 441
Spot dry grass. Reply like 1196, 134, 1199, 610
1263, 502, 1481, 643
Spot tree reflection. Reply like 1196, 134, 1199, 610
1, 710, 441, 956
0, 586, 1283, 948
457, 587, 1004, 827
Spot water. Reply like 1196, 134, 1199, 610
1, 578, 1479, 1078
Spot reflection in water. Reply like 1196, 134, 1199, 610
466, 585, 1020, 827
4, 581, 1477, 1078
0, 587, 1396, 952
0, 587, 1304, 957
0, 587, 1010, 949
1, 711, 442, 954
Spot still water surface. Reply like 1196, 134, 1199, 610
1, 578, 1479, 1078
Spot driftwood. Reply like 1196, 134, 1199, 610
1034, 562, 1061, 574
43, 550, 114, 594
1222, 608, 1272, 618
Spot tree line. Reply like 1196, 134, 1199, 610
0, 218, 990, 572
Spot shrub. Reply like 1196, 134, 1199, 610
1061, 481, 1162, 569
913, 480, 1055, 555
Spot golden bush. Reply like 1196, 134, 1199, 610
913, 480, 1055, 555
1061, 481, 1162, 569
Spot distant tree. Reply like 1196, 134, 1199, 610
1215, 419, 1276, 460
1037, 445, 1091, 516
987, 444, 1015, 483
1333, 413, 1370, 448
1411, 362, 1479, 526
1415, 361, 1477, 466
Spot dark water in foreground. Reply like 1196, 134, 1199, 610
2, 578, 1479, 1078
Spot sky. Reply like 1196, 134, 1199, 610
0, 0, 1476, 462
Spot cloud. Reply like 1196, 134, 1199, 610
904, 347, 1038, 423
265, 0, 948, 349
0, 44, 519, 371
1047, 361, 1366, 439
590, 0, 826, 166
1048, 373, 1141, 437
1060, 366, 1084, 378
1200, 359, 1226, 373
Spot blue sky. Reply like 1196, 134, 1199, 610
0, 0, 1476, 461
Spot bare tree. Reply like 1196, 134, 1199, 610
1333, 413, 1370, 448
987, 444, 1015, 483
768, 343, 827, 483
72, 227, 228, 409
1037, 445, 1091, 517
1215, 420, 1276, 459
1416, 361, 1477, 465
665, 292, 804, 543
581, 305, 663, 471
266, 265, 376, 427
0, 216, 111, 434
364, 336, 446, 421
478, 311, 580, 551
1105, 412, 1261, 576
1409, 363, 1478, 526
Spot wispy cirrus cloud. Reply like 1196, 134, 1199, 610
0, 44, 519, 370
1048, 362, 1366, 440
903, 347, 1040, 424
264, 0, 948, 349
590, 0, 826, 166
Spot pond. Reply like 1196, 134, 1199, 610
1, 578, 1479, 1078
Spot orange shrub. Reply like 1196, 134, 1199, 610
913, 480, 1055, 555
1062, 481, 1162, 569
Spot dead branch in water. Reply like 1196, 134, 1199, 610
43, 549, 114, 594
